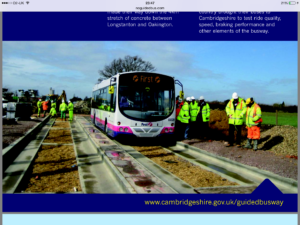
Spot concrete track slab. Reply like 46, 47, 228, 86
77, 116, 177, 193
3, 119, 55, 193
70, 120, 129, 193
176, 142, 297, 193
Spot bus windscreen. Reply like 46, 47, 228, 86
118, 73, 175, 121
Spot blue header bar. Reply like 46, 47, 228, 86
2, 12, 298, 41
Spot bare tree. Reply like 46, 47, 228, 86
98, 55, 156, 80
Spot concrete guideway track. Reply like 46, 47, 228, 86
171, 143, 297, 193
3, 117, 55, 193
77, 116, 177, 193
70, 119, 129, 193
80, 116, 297, 194
5, 114, 295, 194
3, 117, 130, 193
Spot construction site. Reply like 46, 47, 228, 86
2, 88, 298, 194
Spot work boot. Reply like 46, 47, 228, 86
244, 139, 252, 149
253, 140, 258, 151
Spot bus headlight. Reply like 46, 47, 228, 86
119, 127, 123, 132
171, 123, 174, 126
124, 128, 128, 132
117, 122, 121, 125
164, 128, 169, 133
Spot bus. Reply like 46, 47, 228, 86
91, 72, 177, 145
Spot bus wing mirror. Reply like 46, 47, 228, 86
108, 86, 115, 94
179, 91, 184, 99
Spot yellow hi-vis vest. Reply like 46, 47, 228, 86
197, 103, 210, 122
37, 101, 42, 108
225, 97, 247, 125
59, 103, 68, 112
68, 102, 74, 111
177, 102, 190, 123
189, 101, 199, 122
246, 102, 262, 127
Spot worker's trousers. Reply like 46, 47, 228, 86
69, 111, 73, 121
61, 111, 66, 119
228, 124, 242, 145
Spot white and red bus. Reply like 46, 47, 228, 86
91, 72, 177, 144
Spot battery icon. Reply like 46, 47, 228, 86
289, 1, 296, 4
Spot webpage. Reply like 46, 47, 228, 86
1, 2, 299, 225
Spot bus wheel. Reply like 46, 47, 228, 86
162, 135, 177, 147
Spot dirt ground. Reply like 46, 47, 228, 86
2, 117, 45, 149
52, 121, 70, 128
132, 146, 238, 188
44, 129, 73, 143
24, 145, 81, 193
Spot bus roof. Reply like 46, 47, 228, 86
93, 71, 174, 91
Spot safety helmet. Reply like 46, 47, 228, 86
51, 100, 53, 103
62, 100, 64, 103
246, 98, 254, 105
232, 92, 238, 99
186, 97, 191, 101
39, 99, 41, 101
68, 100, 71, 103
199, 96, 204, 100
191, 96, 195, 100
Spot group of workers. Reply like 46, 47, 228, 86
176, 92, 262, 151
176, 95, 211, 141
37, 99, 74, 121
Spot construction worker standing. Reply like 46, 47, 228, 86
181, 97, 191, 139
175, 98, 183, 141
42, 100, 49, 118
189, 96, 198, 139
197, 96, 211, 139
49, 106, 57, 118
68, 100, 74, 121
177, 97, 191, 140
51, 100, 56, 110
244, 98, 262, 151
225, 92, 246, 147
176, 98, 184, 119
59, 100, 68, 121
37, 99, 42, 117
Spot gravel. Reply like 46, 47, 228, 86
132, 146, 238, 188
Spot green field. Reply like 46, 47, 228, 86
260, 112, 298, 127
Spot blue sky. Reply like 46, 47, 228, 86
3, 41, 298, 105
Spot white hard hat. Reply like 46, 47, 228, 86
51, 100, 53, 103
186, 97, 191, 101
191, 96, 195, 100
62, 100, 64, 103
199, 96, 204, 100
39, 99, 41, 101
68, 101, 71, 103
232, 92, 238, 99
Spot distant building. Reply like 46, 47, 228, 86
50, 87, 55, 95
